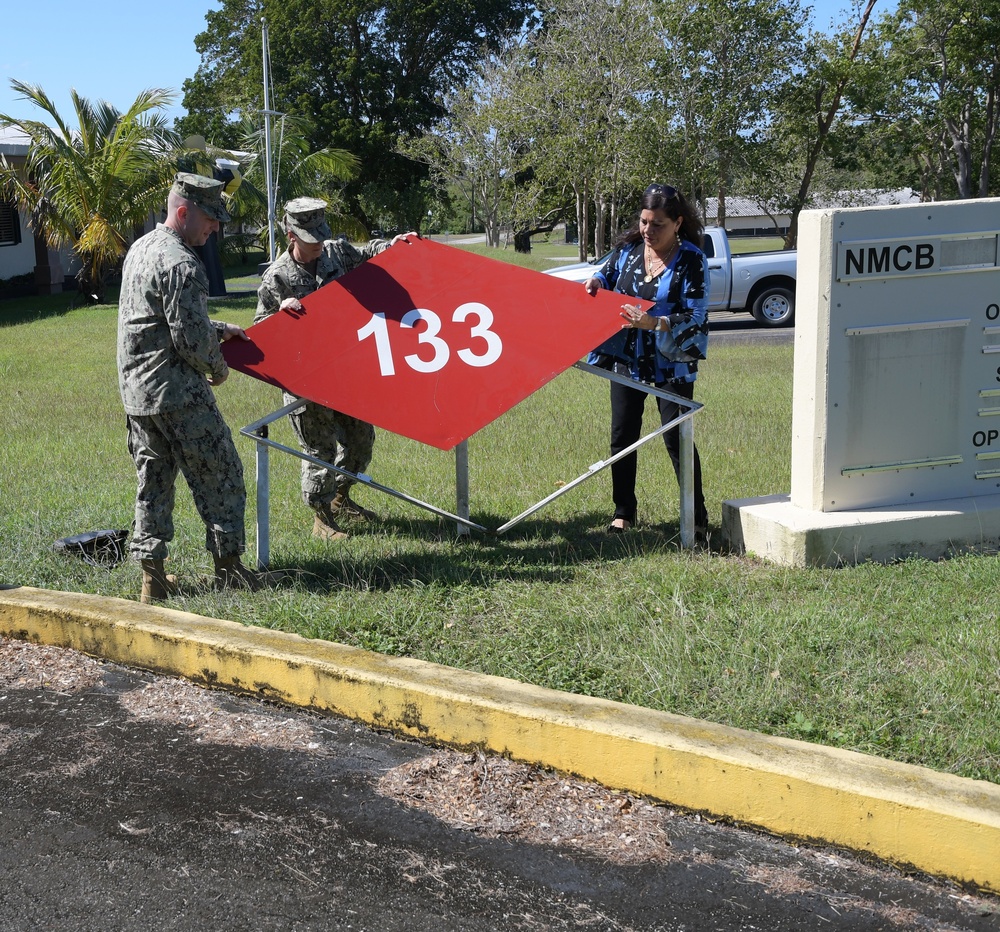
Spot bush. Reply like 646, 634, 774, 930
0, 273, 36, 300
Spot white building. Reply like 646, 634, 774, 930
0, 125, 77, 293
703, 189, 922, 237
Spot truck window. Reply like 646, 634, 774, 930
703, 236, 715, 259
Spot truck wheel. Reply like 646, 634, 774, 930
751, 287, 795, 327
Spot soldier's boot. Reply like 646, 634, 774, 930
312, 502, 349, 541
140, 559, 178, 604
213, 555, 266, 591
330, 488, 378, 523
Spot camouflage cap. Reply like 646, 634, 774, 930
284, 197, 332, 243
171, 172, 231, 223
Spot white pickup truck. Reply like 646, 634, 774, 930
546, 227, 798, 327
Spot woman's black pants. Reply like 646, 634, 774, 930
609, 375, 708, 528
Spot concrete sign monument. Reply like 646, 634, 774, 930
723, 198, 1000, 565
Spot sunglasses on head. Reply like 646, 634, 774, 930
644, 183, 678, 199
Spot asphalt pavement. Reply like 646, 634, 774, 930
708, 310, 795, 343
2, 638, 997, 932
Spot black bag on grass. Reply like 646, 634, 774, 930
53, 528, 130, 568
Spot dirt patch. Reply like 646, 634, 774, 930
118, 676, 325, 753
378, 749, 674, 865
0, 639, 105, 692
375, 751, 999, 926
0, 637, 329, 754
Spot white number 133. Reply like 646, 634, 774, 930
357, 303, 503, 376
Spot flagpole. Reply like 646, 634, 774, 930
262, 16, 277, 264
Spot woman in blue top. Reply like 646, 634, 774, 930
584, 183, 710, 539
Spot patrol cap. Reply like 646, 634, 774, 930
284, 197, 332, 243
171, 172, 232, 223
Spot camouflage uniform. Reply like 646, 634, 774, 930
255, 204, 389, 510
118, 182, 246, 562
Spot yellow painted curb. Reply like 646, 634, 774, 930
2, 585, 999, 893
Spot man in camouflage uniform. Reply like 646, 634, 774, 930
255, 198, 416, 540
118, 172, 268, 602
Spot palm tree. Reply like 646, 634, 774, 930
222, 113, 365, 255
0, 80, 178, 302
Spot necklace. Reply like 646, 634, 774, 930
643, 241, 678, 283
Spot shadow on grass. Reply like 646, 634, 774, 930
264, 510, 691, 595
0, 261, 261, 329
28, 512, 700, 602
0, 288, 119, 327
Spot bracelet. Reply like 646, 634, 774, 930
654, 317, 667, 332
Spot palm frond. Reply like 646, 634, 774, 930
2, 79, 179, 300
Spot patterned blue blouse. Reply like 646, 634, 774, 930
587, 238, 709, 384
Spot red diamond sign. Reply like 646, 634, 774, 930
223, 238, 650, 450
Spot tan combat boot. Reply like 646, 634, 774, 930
140, 559, 178, 604
330, 488, 378, 522
312, 501, 349, 541
213, 555, 274, 592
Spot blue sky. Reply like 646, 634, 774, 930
1, 0, 216, 124
1, 0, 893, 128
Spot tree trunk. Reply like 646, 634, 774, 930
717, 181, 727, 231
75, 260, 105, 304
514, 218, 560, 254
576, 183, 592, 263
593, 192, 607, 257
783, 0, 877, 249
945, 103, 974, 198
978, 84, 998, 198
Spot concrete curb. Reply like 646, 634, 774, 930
2, 585, 998, 893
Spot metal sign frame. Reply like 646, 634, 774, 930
239, 361, 702, 567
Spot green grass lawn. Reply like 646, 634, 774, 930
2, 250, 998, 788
